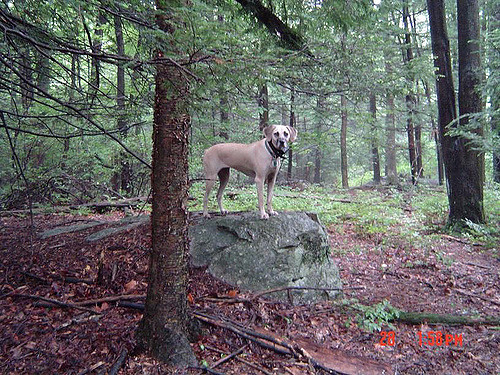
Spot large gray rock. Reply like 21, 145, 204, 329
189, 212, 342, 304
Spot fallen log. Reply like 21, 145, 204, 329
395, 311, 500, 326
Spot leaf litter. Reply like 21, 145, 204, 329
0, 208, 498, 374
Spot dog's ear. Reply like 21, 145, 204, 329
263, 126, 275, 141
286, 126, 297, 142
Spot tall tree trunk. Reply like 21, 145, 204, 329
136, 0, 197, 366
258, 83, 269, 131
423, 80, 445, 185
427, 0, 485, 227
492, 4, 500, 182
369, 93, 381, 184
340, 93, 349, 188
287, 88, 295, 181
314, 96, 324, 184
402, 3, 418, 184
113, 14, 131, 195
455, 0, 485, 224
384, 52, 397, 185
88, 12, 106, 107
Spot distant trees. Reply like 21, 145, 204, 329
0, 0, 496, 221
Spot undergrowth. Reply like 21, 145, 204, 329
189, 181, 500, 250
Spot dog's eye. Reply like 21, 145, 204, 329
274, 132, 279, 137
284, 132, 288, 137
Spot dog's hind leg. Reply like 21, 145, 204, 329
203, 173, 217, 217
216, 167, 230, 215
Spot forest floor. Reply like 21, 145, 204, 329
1, 186, 499, 375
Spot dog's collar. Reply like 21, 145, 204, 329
265, 140, 288, 160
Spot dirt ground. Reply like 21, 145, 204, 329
0, 210, 499, 374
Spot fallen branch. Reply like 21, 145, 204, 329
74, 294, 146, 306
13, 294, 101, 314
21, 270, 93, 285
108, 348, 128, 375
203, 285, 362, 304
396, 311, 500, 326
211, 345, 247, 369
194, 311, 392, 375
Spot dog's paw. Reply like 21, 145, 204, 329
268, 210, 278, 216
220, 209, 228, 215
203, 212, 211, 218
260, 212, 270, 220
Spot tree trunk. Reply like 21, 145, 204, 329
258, 83, 269, 131
492, 0, 500, 182
402, 3, 418, 185
313, 96, 324, 184
136, 1, 197, 367
454, 0, 485, 224
384, 54, 397, 185
88, 12, 106, 107
369, 93, 381, 185
287, 88, 295, 181
423, 80, 445, 185
340, 93, 349, 188
113, 14, 132, 195
427, 0, 485, 227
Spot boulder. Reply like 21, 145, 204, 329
189, 212, 342, 304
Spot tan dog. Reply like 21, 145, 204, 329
203, 125, 297, 219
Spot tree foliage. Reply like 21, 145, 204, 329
0, 0, 497, 217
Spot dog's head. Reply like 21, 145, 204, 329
264, 125, 297, 152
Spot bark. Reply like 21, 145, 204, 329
427, 0, 485, 227
402, 3, 418, 185
369, 93, 381, 184
340, 93, 349, 188
493, 4, 500, 182
384, 54, 397, 185
113, 14, 131, 195
455, 0, 484, 224
234, 0, 306, 52
313, 96, 324, 184
136, 1, 196, 367
287, 88, 295, 181
423, 80, 444, 185
88, 12, 106, 106
258, 83, 269, 131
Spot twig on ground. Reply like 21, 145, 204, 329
108, 348, 128, 375
74, 294, 146, 306
13, 294, 101, 314
211, 345, 248, 368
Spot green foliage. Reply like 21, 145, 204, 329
343, 298, 400, 333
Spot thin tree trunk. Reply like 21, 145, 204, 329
340, 93, 349, 188
314, 96, 324, 184
384, 53, 397, 185
258, 83, 269, 131
287, 88, 295, 181
402, 3, 418, 185
423, 80, 444, 185
114, 14, 131, 195
369, 93, 381, 184
136, 1, 197, 366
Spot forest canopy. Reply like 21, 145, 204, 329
0, 0, 498, 214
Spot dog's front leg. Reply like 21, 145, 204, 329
266, 172, 278, 216
255, 176, 269, 219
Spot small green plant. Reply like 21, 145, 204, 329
353, 299, 400, 333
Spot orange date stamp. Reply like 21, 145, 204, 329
380, 331, 463, 347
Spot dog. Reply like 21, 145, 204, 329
202, 125, 297, 219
